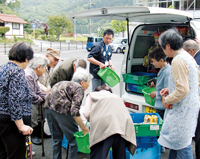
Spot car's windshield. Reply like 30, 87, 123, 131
87, 37, 94, 42
112, 38, 122, 44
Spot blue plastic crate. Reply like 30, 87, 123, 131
109, 142, 161, 159
130, 113, 163, 137
127, 84, 148, 93
136, 136, 157, 148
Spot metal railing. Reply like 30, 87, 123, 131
0, 41, 86, 54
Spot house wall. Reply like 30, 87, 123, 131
5, 22, 24, 39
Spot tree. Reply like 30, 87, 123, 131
111, 20, 127, 37
7, 0, 21, 12
0, 26, 10, 37
0, 0, 6, 4
23, 18, 32, 29
47, 13, 73, 41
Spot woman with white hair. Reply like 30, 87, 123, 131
24, 54, 49, 145
44, 67, 92, 159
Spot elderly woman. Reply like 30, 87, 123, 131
159, 29, 200, 159
0, 42, 33, 159
44, 67, 91, 159
24, 54, 49, 145
84, 84, 136, 159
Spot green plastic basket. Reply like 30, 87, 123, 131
142, 87, 156, 106
74, 131, 90, 154
97, 68, 120, 87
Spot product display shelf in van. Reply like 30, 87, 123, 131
128, 83, 148, 94
122, 72, 157, 85
109, 142, 161, 159
130, 113, 163, 137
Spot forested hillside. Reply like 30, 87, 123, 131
19, 0, 133, 34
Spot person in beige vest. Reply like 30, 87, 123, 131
84, 84, 136, 159
38, 48, 63, 93
34, 48, 63, 144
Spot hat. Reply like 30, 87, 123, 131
47, 48, 63, 61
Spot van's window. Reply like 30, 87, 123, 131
133, 36, 155, 58
87, 37, 93, 42
122, 39, 127, 43
97, 38, 102, 42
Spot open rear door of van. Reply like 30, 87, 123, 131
71, 6, 193, 23
71, 6, 193, 45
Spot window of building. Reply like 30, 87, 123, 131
13, 23, 20, 30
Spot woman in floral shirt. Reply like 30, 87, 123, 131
0, 42, 34, 159
44, 67, 92, 159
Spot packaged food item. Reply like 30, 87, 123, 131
179, 27, 187, 36
143, 55, 149, 67
154, 31, 160, 43
151, 115, 158, 124
144, 115, 158, 124
186, 27, 191, 36
144, 115, 153, 124
176, 27, 181, 34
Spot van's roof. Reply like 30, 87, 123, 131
71, 6, 193, 24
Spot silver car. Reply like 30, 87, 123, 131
110, 38, 127, 53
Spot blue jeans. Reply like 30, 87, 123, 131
168, 143, 193, 159
92, 78, 105, 91
48, 110, 78, 159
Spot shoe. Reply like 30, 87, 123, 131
161, 146, 166, 153
27, 150, 35, 157
31, 135, 42, 145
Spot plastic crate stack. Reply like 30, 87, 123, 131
109, 113, 163, 159
122, 72, 157, 94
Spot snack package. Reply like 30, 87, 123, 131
144, 115, 153, 124
143, 55, 149, 67
186, 27, 191, 36
151, 115, 158, 124
154, 31, 160, 43
180, 27, 187, 36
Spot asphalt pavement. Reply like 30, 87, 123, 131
0, 43, 197, 159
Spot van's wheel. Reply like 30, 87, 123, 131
116, 48, 121, 53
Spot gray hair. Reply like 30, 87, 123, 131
159, 28, 183, 50
183, 39, 200, 52
73, 59, 87, 69
29, 54, 49, 69
72, 67, 93, 83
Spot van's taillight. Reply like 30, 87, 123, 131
125, 102, 139, 110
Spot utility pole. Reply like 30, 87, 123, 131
89, 0, 91, 36
74, 18, 76, 41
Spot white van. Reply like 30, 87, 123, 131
71, 6, 200, 113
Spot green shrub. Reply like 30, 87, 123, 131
41, 35, 47, 40
35, 31, 40, 39
13, 35, 18, 42
47, 35, 56, 41
0, 26, 10, 35
25, 29, 45, 35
